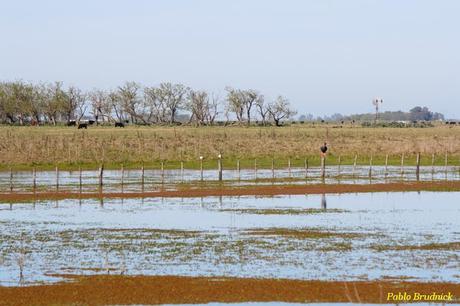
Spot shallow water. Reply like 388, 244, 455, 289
0, 192, 459, 286
0, 165, 459, 193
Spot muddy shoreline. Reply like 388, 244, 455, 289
1, 275, 458, 305
1, 181, 459, 202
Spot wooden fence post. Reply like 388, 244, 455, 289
141, 163, 145, 190
384, 154, 389, 177
199, 156, 203, 181
55, 166, 59, 191
254, 159, 258, 180
120, 164, 124, 191
9, 167, 13, 192
431, 153, 435, 175
271, 158, 275, 179
416, 152, 421, 181
237, 159, 240, 180
368, 155, 373, 179
337, 155, 341, 176
288, 158, 291, 178
32, 167, 37, 193
320, 156, 326, 179
180, 161, 184, 180
445, 152, 448, 176
79, 166, 82, 192
304, 158, 308, 179
217, 154, 223, 181
98, 164, 104, 187
352, 155, 357, 177
161, 161, 165, 182
400, 153, 405, 177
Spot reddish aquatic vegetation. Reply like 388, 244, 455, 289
1, 181, 460, 202
242, 228, 363, 239
0, 275, 459, 305
372, 242, 460, 251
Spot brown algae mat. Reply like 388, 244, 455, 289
1, 275, 459, 305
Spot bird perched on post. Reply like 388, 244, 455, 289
320, 142, 328, 157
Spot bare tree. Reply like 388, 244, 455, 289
242, 89, 260, 126
187, 90, 208, 126
225, 88, 261, 126
117, 82, 142, 124
66, 86, 87, 122
144, 86, 167, 123
225, 87, 245, 124
255, 95, 269, 125
155, 83, 188, 124
43, 82, 68, 125
267, 96, 297, 126
206, 94, 219, 126
89, 89, 111, 124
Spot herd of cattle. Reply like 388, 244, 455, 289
67, 120, 127, 129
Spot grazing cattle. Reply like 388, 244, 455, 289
88, 120, 95, 125
67, 120, 76, 126
77, 123, 88, 129
115, 122, 125, 128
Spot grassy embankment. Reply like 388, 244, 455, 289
0, 124, 459, 171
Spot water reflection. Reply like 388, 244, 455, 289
321, 194, 327, 210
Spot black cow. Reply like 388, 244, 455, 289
77, 123, 88, 129
88, 120, 96, 125
67, 120, 76, 127
115, 122, 125, 128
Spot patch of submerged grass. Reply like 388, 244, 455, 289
242, 228, 363, 239
371, 242, 460, 251
318, 242, 353, 252
219, 208, 348, 215
98, 228, 203, 237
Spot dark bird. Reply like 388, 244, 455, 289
320, 142, 328, 154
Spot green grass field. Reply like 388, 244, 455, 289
0, 124, 459, 170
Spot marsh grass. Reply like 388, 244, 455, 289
0, 125, 459, 170
218, 208, 348, 215
242, 228, 364, 239
371, 242, 460, 251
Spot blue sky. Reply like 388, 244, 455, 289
1, 0, 459, 118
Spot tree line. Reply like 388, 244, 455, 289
342, 107, 444, 122
0, 81, 296, 126
298, 107, 445, 123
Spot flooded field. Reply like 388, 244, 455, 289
1, 191, 459, 287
